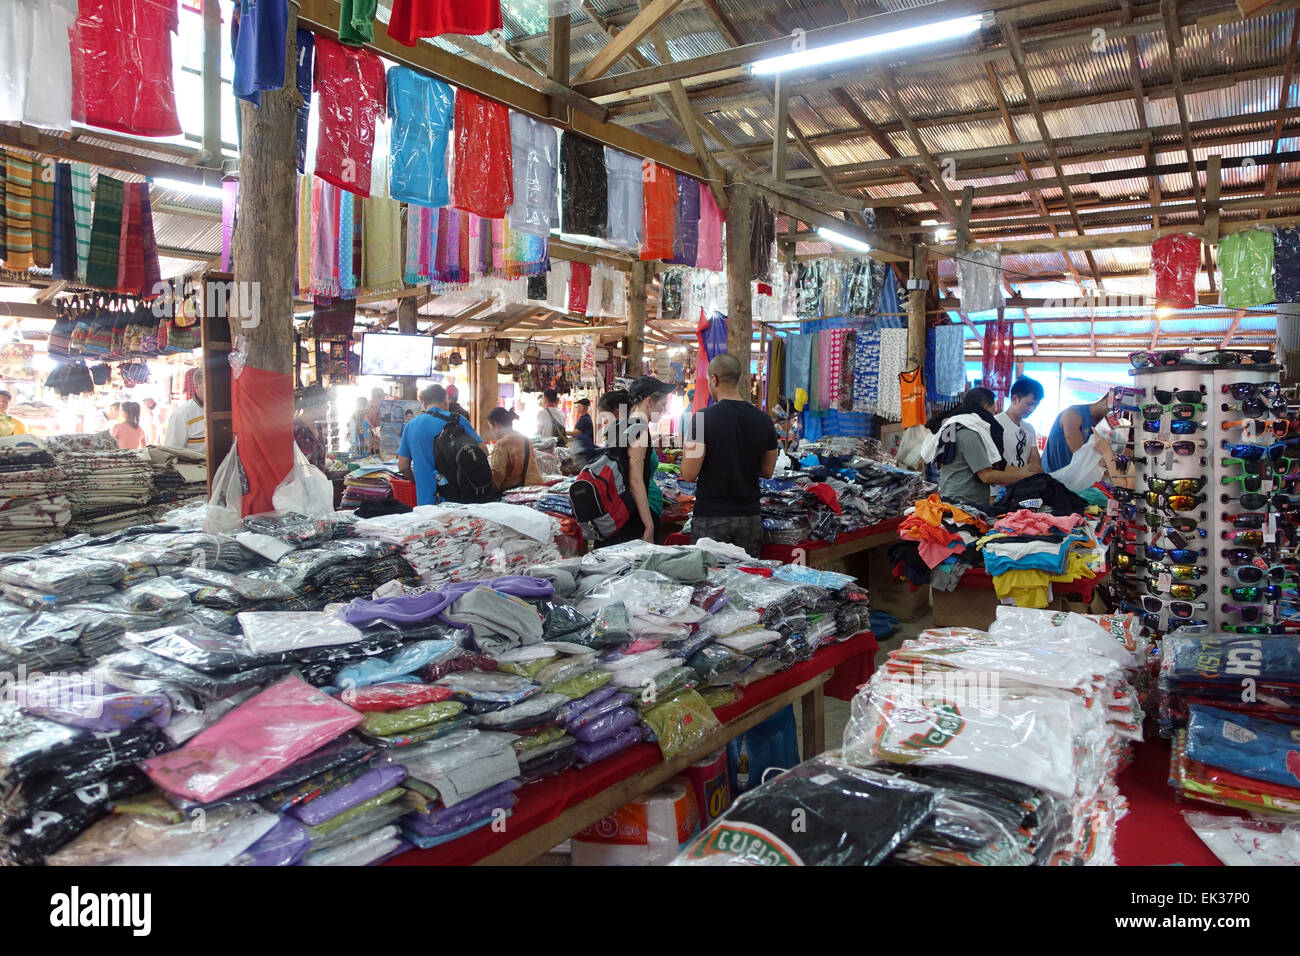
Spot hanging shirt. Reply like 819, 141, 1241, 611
163, 398, 206, 454
1219, 229, 1276, 309
559, 133, 608, 238
71, 0, 181, 137
387, 0, 503, 46
232, 0, 289, 105
641, 161, 677, 261
387, 66, 454, 208
696, 185, 724, 271
605, 147, 643, 252
1276, 227, 1300, 304
669, 177, 700, 266
313, 35, 387, 198
452, 89, 513, 219
1151, 233, 1201, 309
0, 0, 78, 131
339, 0, 378, 45
508, 113, 558, 237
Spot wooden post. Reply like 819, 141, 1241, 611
726, 182, 754, 399
771, 74, 789, 181
201, 0, 222, 164
548, 14, 571, 120
396, 297, 419, 401
907, 244, 927, 371
626, 260, 649, 376
474, 345, 497, 436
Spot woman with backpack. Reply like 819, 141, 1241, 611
597, 377, 673, 546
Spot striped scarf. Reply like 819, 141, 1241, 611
31, 170, 53, 268
310, 177, 340, 297
296, 174, 311, 296
117, 183, 146, 295
362, 196, 402, 293
52, 164, 77, 281
3, 151, 34, 271
141, 187, 161, 297
85, 174, 125, 289
71, 164, 92, 281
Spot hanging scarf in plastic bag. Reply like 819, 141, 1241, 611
982, 317, 1015, 398
1151, 233, 1200, 308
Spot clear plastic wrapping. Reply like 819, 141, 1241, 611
509, 111, 558, 236
1151, 233, 1201, 308
641, 688, 719, 759
1219, 228, 1276, 308
452, 88, 513, 218
957, 247, 1004, 313
237, 611, 364, 655
605, 146, 643, 251
387, 65, 453, 208
48, 803, 278, 867
0, 556, 124, 596
560, 132, 607, 238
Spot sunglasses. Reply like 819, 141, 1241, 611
1223, 623, 1291, 634
1142, 545, 1206, 564
1146, 476, 1207, 495
1133, 510, 1205, 532
1222, 441, 1300, 461
1223, 530, 1265, 547
1139, 403, 1205, 421
1223, 585, 1289, 602
1149, 526, 1207, 547
1221, 604, 1269, 624
1142, 561, 1206, 581
1167, 618, 1211, 634
1139, 595, 1207, 618
1198, 349, 1274, 365
1114, 551, 1137, 571
1221, 546, 1282, 565
1144, 439, 1207, 457
1222, 564, 1292, 585
1221, 457, 1276, 476
1223, 382, 1284, 400
1113, 454, 1147, 473
1221, 492, 1293, 510
1144, 419, 1206, 435
1221, 473, 1271, 491
1222, 512, 1268, 529
1222, 397, 1291, 419
1129, 349, 1189, 368
1146, 580, 1207, 600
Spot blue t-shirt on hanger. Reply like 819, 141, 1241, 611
232, 0, 290, 106
387, 66, 454, 208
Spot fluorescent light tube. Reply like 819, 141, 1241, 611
751, 15, 983, 75
816, 227, 872, 252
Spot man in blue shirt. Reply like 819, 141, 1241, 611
397, 384, 484, 506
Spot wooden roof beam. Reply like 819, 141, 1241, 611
928, 215, 1300, 256
875, 68, 962, 223
439, 34, 608, 122
1121, 0, 1162, 232
1264, 15, 1300, 197
573, 0, 687, 84
1161, 0, 1204, 218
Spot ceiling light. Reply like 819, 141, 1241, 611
816, 227, 872, 253
750, 15, 983, 75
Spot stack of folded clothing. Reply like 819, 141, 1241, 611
0, 555, 126, 608
340, 463, 400, 512
145, 446, 208, 515
478, 687, 576, 781
978, 509, 1104, 609
1161, 634, 1300, 815
891, 494, 992, 591
353, 504, 560, 588
50, 435, 154, 535
0, 435, 69, 551
501, 483, 583, 555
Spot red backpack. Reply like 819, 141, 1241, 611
569, 452, 630, 541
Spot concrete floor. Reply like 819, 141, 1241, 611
794, 611, 931, 759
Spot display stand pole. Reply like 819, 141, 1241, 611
396, 296, 419, 402
725, 181, 754, 398
907, 244, 928, 371
473, 345, 497, 435
626, 260, 649, 376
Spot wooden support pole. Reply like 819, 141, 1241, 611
626, 260, 650, 375
474, 346, 498, 436
726, 182, 755, 400
201, 0, 223, 165
772, 74, 789, 181
396, 296, 420, 401
548, 13, 571, 120
907, 245, 928, 371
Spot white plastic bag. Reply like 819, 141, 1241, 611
1047, 439, 1103, 493
204, 437, 245, 534
895, 424, 930, 471
272, 445, 334, 517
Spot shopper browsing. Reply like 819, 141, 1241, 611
995, 377, 1045, 471
570, 396, 596, 464
537, 389, 568, 446
485, 407, 543, 492
293, 386, 331, 472
110, 401, 146, 450
163, 368, 206, 454
0, 390, 26, 438
680, 354, 780, 558
1043, 390, 1113, 472
398, 384, 486, 505
926, 388, 1030, 510
600, 377, 675, 546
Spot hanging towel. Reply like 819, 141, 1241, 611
363, 196, 403, 294
1276, 227, 1300, 304
30, 170, 54, 268
339, 190, 356, 297
852, 329, 881, 414
71, 164, 92, 282
296, 175, 313, 297
876, 328, 909, 422
3, 150, 35, 271
52, 163, 76, 281
85, 173, 124, 288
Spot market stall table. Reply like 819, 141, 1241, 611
1115, 736, 1229, 867
384, 631, 878, 866
665, 517, 903, 569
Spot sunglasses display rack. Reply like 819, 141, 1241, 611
1117, 360, 1291, 636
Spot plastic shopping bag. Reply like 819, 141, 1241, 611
1047, 438, 1103, 493
272, 445, 335, 517
205, 437, 246, 534
894, 425, 930, 471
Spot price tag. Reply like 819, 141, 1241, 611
1253, 554, 1270, 571
1265, 512, 1278, 544
1157, 571, 1172, 592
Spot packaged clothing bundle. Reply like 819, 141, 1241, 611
0, 436, 70, 552
1219, 228, 1276, 308
376, 728, 520, 806
1151, 233, 1201, 308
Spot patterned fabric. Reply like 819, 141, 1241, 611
52, 163, 76, 281
825, 328, 847, 410
363, 196, 403, 294
982, 317, 1015, 399
876, 328, 909, 422
310, 177, 340, 298
71, 163, 92, 281
1273, 227, 1300, 303
85, 173, 123, 289
339, 190, 356, 296
934, 325, 967, 398
117, 182, 146, 296
296, 174, 312, 296
853, 330, 881, 414
30, 170, 53, 268
4, 150, 34, 271
140, 187, 160, 297
839, 330, 855, 411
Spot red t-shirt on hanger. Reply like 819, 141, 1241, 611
387, 0, 503, 46
452, 89, 513, 219
71, 0, 182, 137
313, 35, 387, 198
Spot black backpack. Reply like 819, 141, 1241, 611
430, 410, 497, 503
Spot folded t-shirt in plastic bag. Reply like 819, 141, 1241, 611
48, 803, 279, 867
237, 611, 365, 655
230, 815, 313, 866
341, 682, 454, 711
359, 700, 465, 737
288, 765, 408, 826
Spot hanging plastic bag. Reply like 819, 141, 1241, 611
1046, 437, 1104, 493
605, 147, 643, 251
205, 437, 246, 534
1219, 229, 1276, 308
958, 247, 1004, 313
894, 425, 930, 471
508, 113, 559, 237
560, 132, 608, 238
641, 161, 677, 261
1151, 233, 1200, 308
452, 88, 513, 219
271, 445, 335, 517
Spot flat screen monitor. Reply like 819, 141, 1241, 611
360, 333, 433, 377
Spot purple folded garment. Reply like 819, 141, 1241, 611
569, 706, 638, 744
289, 765, 408, 825
558, 683, 621, 722
404, 781, 521, 837
573, 726, 644, 764
235, 816, 312, 866
18, 676, 171, 732
566, 694, 633, 731
441, 576, 554, 600
341, 591, 457, 626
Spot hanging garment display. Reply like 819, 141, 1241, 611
547, 259, 571, 311
641, 161, 677, 261
70, 0, 181, 137
313, 36, 387, 198
84, 174, 124, 289
669, 176, 701, 266
933, 325, 967, 398
982, 317, 1015, 398
294, 30, 314, 173
0, 0, 77, 131
851, 330, 880, 414
116, 183, 146, 297
750, 195, 776, 281
71, 165, 92, 282
958, 247, 1004, 312
900, 367, 926, 427
453, 89, 513, 219
3, 150, 34, 271
310, 177, 341, 298
876, 328, 909, 422
387, 0, 503, 45
387, 66, 454, 208
559, 133, 608, 238
339, 0, 379, 45
232, 0, 289, 105
509, 114, 559, 237
766, 335, 784, 409
605, 147, 643, 252
52, 163, 76, 280
1219, 229, 1276, 308
568, 262, 592, 316
364, 196, 404, 294
1151, 233, 1201, 309
1276, 227, 1300, 303
697, 184, 724, 271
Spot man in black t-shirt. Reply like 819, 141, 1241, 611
681, 353, 779, 558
